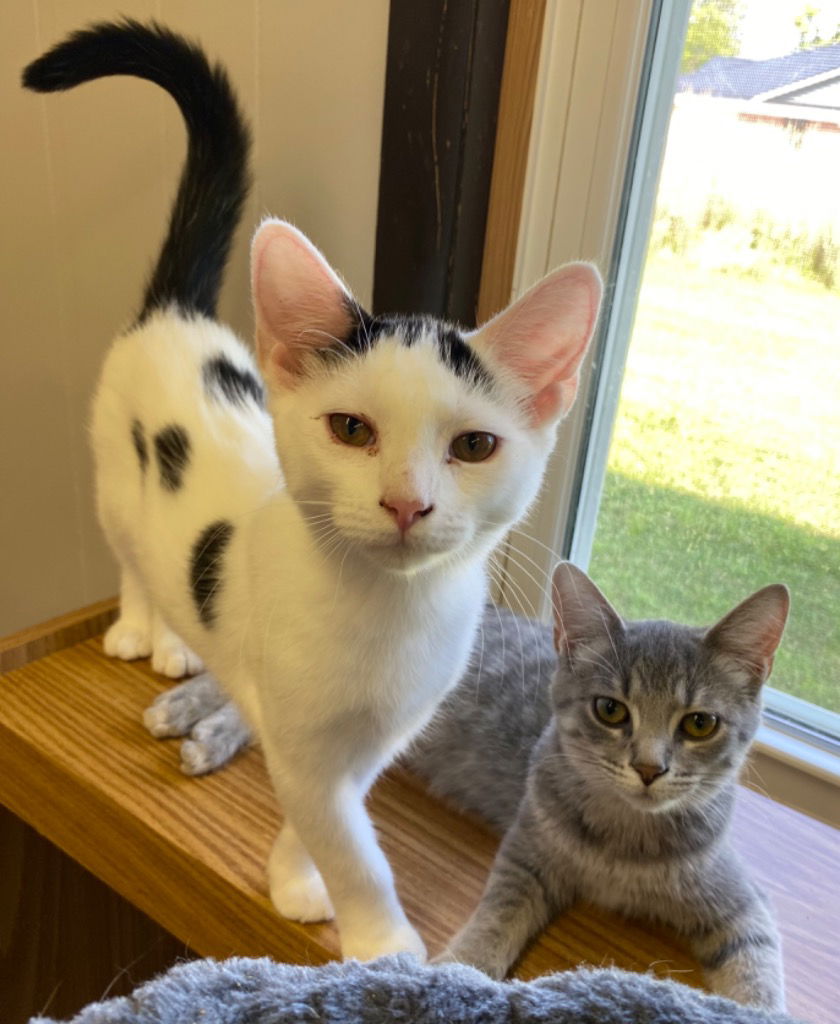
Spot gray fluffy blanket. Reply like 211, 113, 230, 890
32, 954, 802, 1024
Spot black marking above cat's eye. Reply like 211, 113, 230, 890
323, 302, 492, 388
203, 355, 265, 408
434, 324, 490, 385
190, 520, 234, 626
154, 425, 191, 492
131, 419, 148, 472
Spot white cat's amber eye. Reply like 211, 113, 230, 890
329, 413, 374, 447
450, 431, 497, 463
593, 697, 629, 727
680, 711, 718, 739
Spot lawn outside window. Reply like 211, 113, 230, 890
496, 0, 840, 826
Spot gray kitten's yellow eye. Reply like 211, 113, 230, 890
594, 697, 629, 727
680, 711, 718, 739
450, 431, 497, 463
329, 413, 374, 447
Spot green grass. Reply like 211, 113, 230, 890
589, 252, 840, 713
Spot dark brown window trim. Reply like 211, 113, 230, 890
373, 0, 511, 327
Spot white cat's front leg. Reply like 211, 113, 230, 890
104, 568, 152, 661
268, 822, 334, 923
150, 609, 205, 678
265, 759, 425, 962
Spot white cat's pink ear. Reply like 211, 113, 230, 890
551, 561, 623, 659
469, 264, 602, 426
705, 584, 790, 686
251, 219, 356, 388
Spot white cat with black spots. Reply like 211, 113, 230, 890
25, 21, 602, 960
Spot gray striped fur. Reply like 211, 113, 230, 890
406, 565, 789, 1011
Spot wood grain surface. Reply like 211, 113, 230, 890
0, 597, 117, 673
1, 630, 838, 1023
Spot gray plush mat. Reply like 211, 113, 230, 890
31, 954, 803, 1023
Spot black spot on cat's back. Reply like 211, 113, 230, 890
154, 425, 191, 492
203, 355, 265, 408
190, 520, 234, 627
131, 419, 148, 472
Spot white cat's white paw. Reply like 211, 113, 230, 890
151, 642, 204, 679
269, 868, 336, 923
341, 920, 427, 962
104, 620, 152, 661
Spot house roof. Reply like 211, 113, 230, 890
679, 43, 840, 101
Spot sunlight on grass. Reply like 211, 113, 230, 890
612, 254, 839, 535
591, 254, 840, 713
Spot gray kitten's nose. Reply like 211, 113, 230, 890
633, 762, 668, 786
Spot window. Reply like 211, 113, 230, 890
499, 0, 840, 808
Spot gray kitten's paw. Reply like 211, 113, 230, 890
179, 702, 251, 775
432, 945, 506, 979
104, 619, 152, 661
180, 738, 218, 776
143, 674, 226, 738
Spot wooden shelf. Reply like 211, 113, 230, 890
1, 602, 838, 1022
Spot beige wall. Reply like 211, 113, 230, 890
1, 1, 388, 635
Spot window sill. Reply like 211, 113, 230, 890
749, 720, 840, 829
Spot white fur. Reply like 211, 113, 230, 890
93, 223, 600, 960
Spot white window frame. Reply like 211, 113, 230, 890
497, 0, 840, 826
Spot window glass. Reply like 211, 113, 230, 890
588, 0, 840, 726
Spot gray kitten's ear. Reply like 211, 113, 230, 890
704, 584, 790, 687
551, 562, 623, 659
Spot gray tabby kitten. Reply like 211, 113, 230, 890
407, 562, 790, 1012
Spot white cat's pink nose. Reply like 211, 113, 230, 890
379, 497, 434, 533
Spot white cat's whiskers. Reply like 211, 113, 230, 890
471, 616, 487, 703
300, 510, 334, 523
485, 561, 524, 696
486, 564, 535, 704
498, 537, 558, 585
302, 515, 337, 536
493, 550, 552, 700
568, 639, 620, 677
312, 528, 348, 563
329, 537, 355, 614
501, 530, 566, 567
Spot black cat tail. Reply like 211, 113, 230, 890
22, 18, 250, 323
